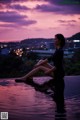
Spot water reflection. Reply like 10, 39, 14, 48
0, 76, 80, 120
46, 77, 67, 120
0, 79, 55, 120
55, 101, 66, 120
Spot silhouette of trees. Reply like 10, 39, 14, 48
27, 51, 38, 60
65, 48, 80, 75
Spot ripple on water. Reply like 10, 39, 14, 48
0, 77, 80, 120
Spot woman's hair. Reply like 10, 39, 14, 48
55, 34, 65, 48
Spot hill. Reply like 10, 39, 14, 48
67, 32, 80, 40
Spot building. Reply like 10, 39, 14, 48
32, 49, 74, 58
45, 42, 54, 50
0, 48, 10, 55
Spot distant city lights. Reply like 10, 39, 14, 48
15, 49, 23, 57
73, 40, 80, 42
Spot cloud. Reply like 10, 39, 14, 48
47, 0, 80, 15
0, 24, 17, 28
58, 20, 77, 23
44, 0, 80, 5
61, 23, 76, 27
0, 11, 27, 22
0, 1, 30, 11
0, 0, 80, 15
0, 0, 80, 5
9, 4, 30, 11
0, 0, 27, 4
34, 4, 62, 12
18, 19, 37, 26
0, 11, 37, 27
58, 19, 77, 27
0, 0, 29, 9
0, 0, 12, 4
34, 3, 80, 15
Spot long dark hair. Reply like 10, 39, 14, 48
55, 34, 65, 48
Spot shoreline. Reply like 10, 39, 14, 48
0, 75, 80, 79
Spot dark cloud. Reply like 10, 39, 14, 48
0, 0, 27, 4
61, 23, 76, 27
48, 0, 80, 15
0, 0, 30, 10
0, 0, 80, 15
44, 0, 80, 5
0, 0, 80, 5
32, 0, 80, 15
18, 20, 37, 26
0, 0, 12, 4
58, 20, 77, 23
0, 11, 37, 27
9, 4, 30, 11
34, 3, 80, 14
0, 20, 36, 28
0, 11, 27, 22
0, 24, 17, 28
35, 4, 62, 12
0, 0, 28, 9
58, 19, 77, 27
44, 0, 64, 5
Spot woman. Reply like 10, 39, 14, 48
49, 33, 65, 111
16, 34, 65, 84
16, 33, 65, 111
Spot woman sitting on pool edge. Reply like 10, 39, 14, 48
15, 33, 65, 83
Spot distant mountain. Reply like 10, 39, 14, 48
0, 32, 80, 45
21, 32, 80, 44
21, 38, 53, 44
20, 38, 54, 47
68, 32, 80, 40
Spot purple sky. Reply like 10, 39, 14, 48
0, 0, 80, 42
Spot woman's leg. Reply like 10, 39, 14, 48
36, 59, 43, 65
35, 59, 44, 67
34, 59, 44, 67
21, 65, 51, 80
43, 62, 54, 69
34, 59, 54, 69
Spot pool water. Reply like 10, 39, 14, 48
0, 76, 80, 120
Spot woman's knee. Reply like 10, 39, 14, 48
34, 65, 43, 70
38, 65, 43, 69
39, 66, 49, 71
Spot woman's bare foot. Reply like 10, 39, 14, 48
15, 78, 24, 82
15, 77, 26, 82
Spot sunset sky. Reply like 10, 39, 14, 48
0, 0, 80, 42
